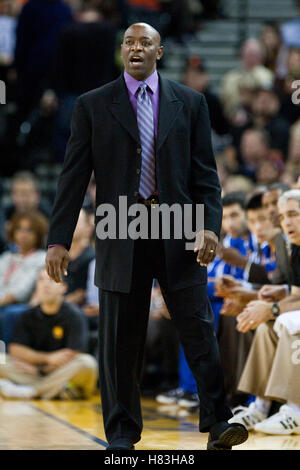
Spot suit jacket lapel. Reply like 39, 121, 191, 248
157, 73, 183, 151
107, 74, 140, 144
107, 72, 183, 149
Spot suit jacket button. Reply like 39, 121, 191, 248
136, 169, 140, 174
137, 148, 142, 154
134, 191, 138, 196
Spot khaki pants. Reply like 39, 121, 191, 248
238, 321, 300, 406
0, 354, 98, 399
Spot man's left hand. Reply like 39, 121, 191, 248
237, 300, 273, 333
194, 230, 218, 266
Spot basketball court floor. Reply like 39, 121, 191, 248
0, 396, 299, 450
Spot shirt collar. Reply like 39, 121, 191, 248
124, 69, 159, 96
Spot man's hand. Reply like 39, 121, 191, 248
214, 275, 242, 298
258, 284, 287, 302
220, 297, 246, 317
227, 287, 258, 303
0, 293, 16, 306
194, 230, 218, 266
46, 246, 70, 283
217, 246, 247, 269
83, 305, 99, 317
45, 349, 75, 369
11, 359, 39, 376
236, 300, 273, 333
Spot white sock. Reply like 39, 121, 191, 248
253, 397, 271, 415
287, 403, 300, 416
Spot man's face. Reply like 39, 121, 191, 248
222, 204, 247, 238
36, 269, 66, 304
262, 189, 281, 227
247, 207, 275, 244
252, 90, 279, 118
241, 42, 262, 68
183, 68, 209, 93
12, 180, 39, 211
121, 24, 163, 80
13, 217, 37, 251
278, 198, 300, 245
240, 131, 267, 164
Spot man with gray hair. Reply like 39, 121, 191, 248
228, 189, 300, 435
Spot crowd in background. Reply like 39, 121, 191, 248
1, 0, 300, 436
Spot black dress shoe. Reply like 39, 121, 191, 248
207, 422, 248, 450
106, 439, 135, 450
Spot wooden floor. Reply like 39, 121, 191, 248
0, 396, 300, 450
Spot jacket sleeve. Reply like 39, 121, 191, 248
190, 94, 223, 238
47, 96, 93, 249
248, 262, 270, 285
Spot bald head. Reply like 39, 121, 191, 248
123, 23, 161, 46
121, 22, 163, 81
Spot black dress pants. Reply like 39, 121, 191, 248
98, 214, 232, 444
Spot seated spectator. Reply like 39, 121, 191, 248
0, 211, 47, 308
256, 158, 284, 186
182, 56, 229, 138
228, 74, 259, 129
279, 68, 300, 126
84, 258, 99, 318
83, 258, 99, 357
223, 175, 255, 194
284, 121, 300, 181
209, 191, 249, 328
228, 189, 300, 434
4, 171, 51, 223
259, 21, 282, 73
216, 190, 282, 405
221, 39, 273, 119
217, 184, 292, 316
218, 190, 282, 302
238, 128, 284, 181
0, 268, 98, 399
247, 87, 290, 157
64, 208, 95, 306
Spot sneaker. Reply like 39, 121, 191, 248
228, 403, 267, 430
178, 392, 199, 408
0, 379, 35, 399
155, 387, 185, 404
254, 405, 300, 435
57, 383, 84, 400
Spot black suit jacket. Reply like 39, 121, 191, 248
47, 73, 222, 293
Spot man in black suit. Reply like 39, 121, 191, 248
46, 23, 248, 450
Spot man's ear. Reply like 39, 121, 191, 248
157, 46, 164, 60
